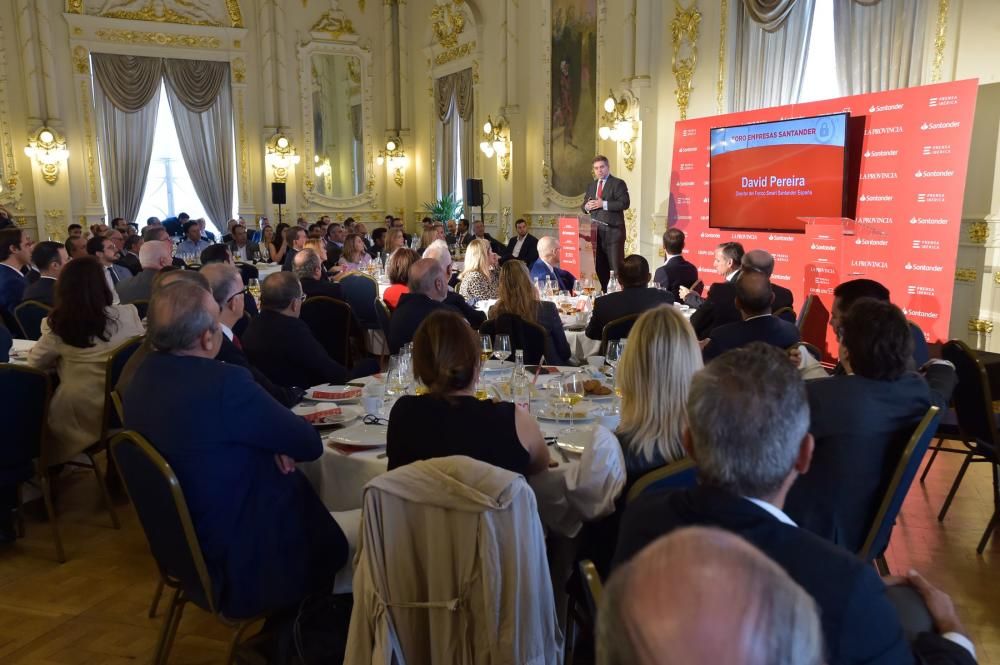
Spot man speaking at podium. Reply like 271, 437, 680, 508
582, 155, 630, 291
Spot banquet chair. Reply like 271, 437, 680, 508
565, 559, 605, 665
0, 363, 64, 562
939, 340, 1000, 553
797, 295, 830, 352
773, 305, 796, 324
690, 279, 704, 295
1, 308, 24, 339
857, 406, 940, 575
109, 431, 265, 665
374, 298, 392, 365
578, 560, 603, 618
599, 314, 640, 356
626, 457, 698, 504
338, 272, 380, 331
13, 300, 51, 341
479, 314, 547, 364
300, 296, 353, 367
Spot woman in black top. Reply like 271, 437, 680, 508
386, 310, 549, 475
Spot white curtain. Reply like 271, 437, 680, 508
437, 95, 458, 199
833, 0, 927, 95
162, 59, 234, 231
92, 54, 163, 223
728, 0, 816, 111
434, 69, 474, 199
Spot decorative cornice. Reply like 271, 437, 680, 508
312, 10, 356, 39
954, 268, 978, 283
94, 28, 222, 49
968, 221, 989, 245
431, 0, 466, 49
226, 0, 245, 28
969, 318, 993, 335
434, 40, 475, 66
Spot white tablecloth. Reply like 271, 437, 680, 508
8, 338, 35, 365
255, 262, 283, 281
297, 369, 626, 537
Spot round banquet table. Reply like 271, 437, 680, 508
297, 368, 626, 538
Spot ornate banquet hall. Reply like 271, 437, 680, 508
0, 0, 999, 663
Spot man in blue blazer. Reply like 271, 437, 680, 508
652, 228, 699, 300
123, 280, 347, 618
585, 255, 673, 341
0, 228, 32, 332
702, 271, 799, 362
615, 344, 977, 665
530, 236, 576, 293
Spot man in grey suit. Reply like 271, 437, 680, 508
582, 155, 630, 292
117, 240, 173, 305
86, 235, 132, 304
226, 225, 261, 263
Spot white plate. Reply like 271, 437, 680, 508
535, 406, 596, 423
305, 384, 364, 402
293, 403, 363, 425
326, 423, 387, 448
555, 428, 594, 455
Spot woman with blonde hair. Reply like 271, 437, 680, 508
489, 259, 571, 365
337, 233, 372, 272
615, 305, 702, 481
304, 237, 328, 264
385, 228, 406, 255
458, 238, 499, 301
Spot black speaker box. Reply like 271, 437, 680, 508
271, 182, 287, 205
465, 178, 483, 207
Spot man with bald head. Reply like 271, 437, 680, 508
122, 279, 347, 618
599, 526, 823, 665
530, 235, 576, 292
388, 257, 456, 354
701, 270, 800, 362
614, 343, 977, 665
116, 239, 173, 304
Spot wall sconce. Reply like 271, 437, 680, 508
598, 91, 638, 171
376, 137, 407, 187
479, 115, 511, 180
265, 131, 300, 183
24, 126, 68, 184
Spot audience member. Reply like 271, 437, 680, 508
458, 238, 500, 301
685, 241, 744, 338
176, 220, 211, 256
388, 258, 454, 354
471, 219, 507, 258
456, 218, 473, 247
267, 222, 289, 265
423, 240, 486, 328
785, 298, 957, 553
116, 235, 142, 276
200, 243, 232, 266
243, 272, 361, 387
652, 228, 699, 299
0, 229, 32, 326
832, 278, 929, 368
123, 279, 347, 618
598, 526, 823, 665
337, 233, 372, 273
87, 235, 131, 304
531, 236, 576, 292
506, 218, 539, 266
387, 309, 549, 474
27, 256, 144, 466
197, 218, 216, 243
382, 247, 419, 310
613, 343, 977, 665
294, 248, 342, 300
585, 255, 673, 340
227, 224, 260, 262
390, 216, 412, 246
116, 240, 173, 304
65, 235, 87, 260
489, 260, 571, 365
281, 226, 307, 272
384, 228, 406, 256
22, 241, 68, 306
742, 249, 795, 320
67, 223, 83, 238
369, 227, 387, 261
324, 224, 346, 267
702, 271, 800, 362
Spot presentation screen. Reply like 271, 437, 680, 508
709, 113, 848, 232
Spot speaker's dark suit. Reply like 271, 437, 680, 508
786, 366, 957, 555
702, 315, 801, 362
614, 486, 975, 665
584, 287, 674, 341
653, 254, 699, 300
216, 334, 302, 408
506, 233, 539, 267
21, 276, 56, 307
688, 275, 794, 339
123, 352, 347, 619
242, 310, 349, 388
388, 293, 455, 355
582, 175, 630, 291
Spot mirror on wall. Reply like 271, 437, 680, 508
310, 53, 365, 199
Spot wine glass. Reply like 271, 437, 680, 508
493, 334, 512, 368
248, 278, 261, 305
479, 334, 493, 367
561, 371, 586, 433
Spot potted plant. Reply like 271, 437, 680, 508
422, 192, 464, 223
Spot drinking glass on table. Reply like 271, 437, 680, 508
493, 334, 512, 368
475, 335, 493, 399
248, 278, 261, 305
560, 370, 586, 433
383, 367, 407, 415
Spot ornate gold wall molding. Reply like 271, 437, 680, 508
312, 10, 356, 38
78, 78, 99, 204
954, 268, 978, 282
431, 0, 466, 49
72, 45, 90, 75
671, 1, 700, 120
716, 0, 727, 114
993, 271, 1000, 286
969, 318, 994, 334
94, 29, 222, 49
68, 0, 244, 27
225, 0, 245, 28
66, 0, 83, 13
232, 57, 246, 83
624, 208, 638, 254
968, 221, 989, 244
931, 0, 949, 83
434, 41, 475, 66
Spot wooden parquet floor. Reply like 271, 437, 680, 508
0, 449, 997, 664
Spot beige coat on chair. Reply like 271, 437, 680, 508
27, 304, 144, 465
345, 455, 563, 665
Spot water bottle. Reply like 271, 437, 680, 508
511, 350, 529, 411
